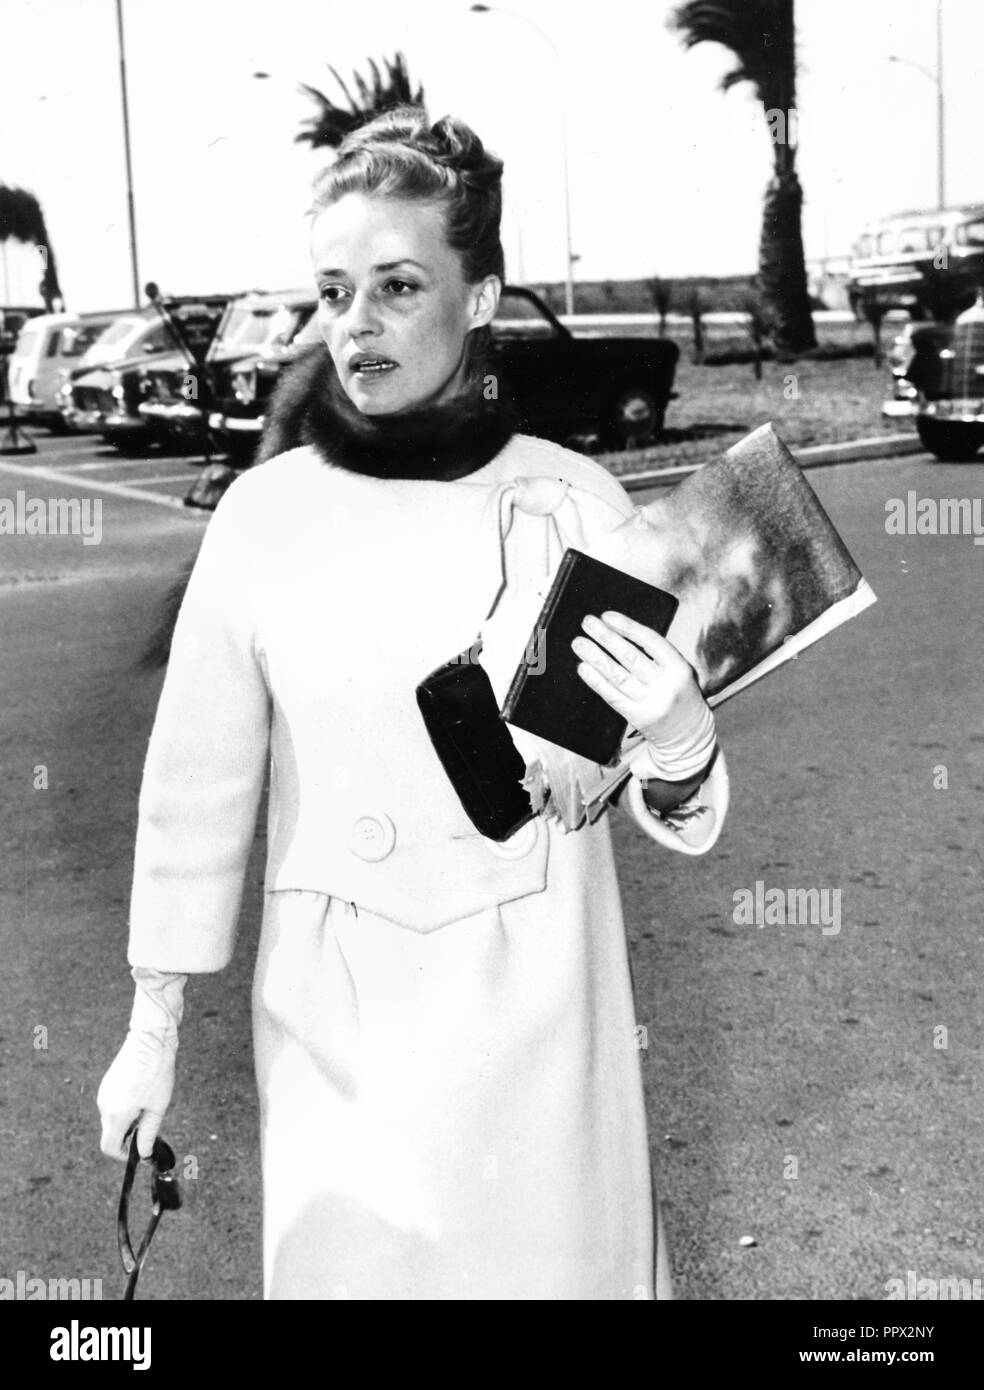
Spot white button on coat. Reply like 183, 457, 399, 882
349, 813, 397, 862
484, 818, 539, 859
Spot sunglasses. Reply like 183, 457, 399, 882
117, 1128, 183, 1301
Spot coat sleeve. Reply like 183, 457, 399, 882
127, 475, 272, 973
624, 747, 729, 855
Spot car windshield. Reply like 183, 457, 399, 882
493, 293, 558, 339
141, 323, 174, 353
63, 323, 110, 357
220, 305, 303, 349
897, 227, 930, 253
97, 316, 146, 348
958, 220, 984, 246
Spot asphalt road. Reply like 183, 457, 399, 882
0, 429, 981, 1302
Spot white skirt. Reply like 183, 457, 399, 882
250, 821, 662, 1301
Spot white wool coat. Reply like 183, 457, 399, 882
127, 435, 728, 1300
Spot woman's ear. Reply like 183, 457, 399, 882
469, 275, 501, 331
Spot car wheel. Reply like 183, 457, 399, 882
916, 416, 982, 461
602, 383, 663, 450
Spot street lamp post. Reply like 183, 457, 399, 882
115, 0, 141, 307
469, 4, 575, 316
889, 0, 945, 211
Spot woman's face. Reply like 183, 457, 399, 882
311, 192, 499, 415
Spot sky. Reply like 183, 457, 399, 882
1, 0, 982, 310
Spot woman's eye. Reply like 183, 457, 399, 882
318, 285, 347, 304
383, 279, 417, 296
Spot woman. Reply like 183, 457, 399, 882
98, 108, 728, 1301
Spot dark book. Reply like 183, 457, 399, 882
500, 549, 679, 764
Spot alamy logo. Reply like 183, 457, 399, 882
0, 490, 102, 545
885, 1270, 983, 1300
885, 491, 984, 546
732, 880, 841, 936
0, 1269, 102, 1299
450, 628, 546, 676
50, 1320, 151, 1370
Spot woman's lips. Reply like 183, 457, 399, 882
350, 357, 398, 377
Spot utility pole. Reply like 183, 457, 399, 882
115, 0, 141, 307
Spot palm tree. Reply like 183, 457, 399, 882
0, 185, 63, 309
295, 53, 425, 151
668, 0, 817, 357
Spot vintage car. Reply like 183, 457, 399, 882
204, 294, 323, 460
62, 296, 230, 448
209, 285, 679, 459
140, 290, 318, 455
849, 205, 984, 321
489, 286, 678, 448
7, 310, 125, 428
886, 293, 984, 460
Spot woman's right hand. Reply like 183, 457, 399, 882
97, 967, 187, 1161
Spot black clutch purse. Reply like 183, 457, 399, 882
416, 647, 534, 843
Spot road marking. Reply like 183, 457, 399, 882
56, 460, 142, 472
124, 473, 193, 486
0, 459, 207, 513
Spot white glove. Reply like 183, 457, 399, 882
572, 610, 717, 783
97, 966, 187, 1162
626, 697, 717, 784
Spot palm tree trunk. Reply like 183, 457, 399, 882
757, 162, 816, 358
34, 209, 63, 311
756, 3, 816, 359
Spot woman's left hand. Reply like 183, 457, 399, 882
571, 610, 708, 748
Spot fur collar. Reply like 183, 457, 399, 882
258, 338, 516, 481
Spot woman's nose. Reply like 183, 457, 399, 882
346, 289, 382, 338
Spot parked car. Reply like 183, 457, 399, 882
140, 290, 318, 455
210, 285, 679, 457
7, 310, 126, 428
849, 205, 984, 321
62, 296, 230, 448
888, 293, 984, 459
489, 286, 678, 448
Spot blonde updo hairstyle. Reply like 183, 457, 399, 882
309, 107, 505, 363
